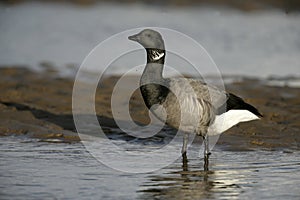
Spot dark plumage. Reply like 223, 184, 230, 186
218, 93, 263, 117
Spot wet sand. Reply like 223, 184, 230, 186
0, 67, 299, 150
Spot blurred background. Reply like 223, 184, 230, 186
1, 2, 300, 199
1, 0, 300, 78
2, 0, 300, 11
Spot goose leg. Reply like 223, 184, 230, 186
182, 154, 188, 171
181, 133, 189, 165
181, 132, 189, 155
203, 135, 211, 171
203, 135, 210, 156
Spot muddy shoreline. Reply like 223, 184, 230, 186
0, 67, 299, 151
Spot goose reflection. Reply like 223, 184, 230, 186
138, 158, 215, 200
138, 156, 245, 200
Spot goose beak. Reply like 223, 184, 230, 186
128, 33, 139, 42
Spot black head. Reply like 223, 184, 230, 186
128, 29, 165, 50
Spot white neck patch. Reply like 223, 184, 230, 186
150, 50, 165, 61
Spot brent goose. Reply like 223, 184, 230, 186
128, 29, 262, 170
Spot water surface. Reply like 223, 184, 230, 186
1, 2, 300, 77
1, 135, 299, 199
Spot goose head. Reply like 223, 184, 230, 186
128, 29, 165, 50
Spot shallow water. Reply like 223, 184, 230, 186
1, 2, 300, 78
1, 135, 300, 199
